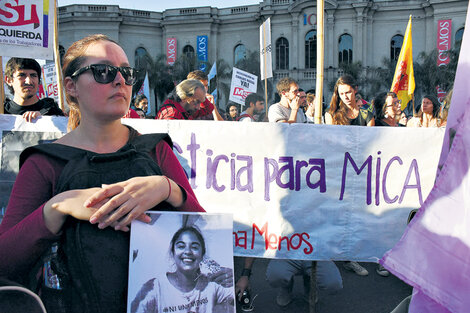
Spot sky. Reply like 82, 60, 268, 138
57, 0, 262, 11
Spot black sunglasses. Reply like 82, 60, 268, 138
71, 64, 137, 86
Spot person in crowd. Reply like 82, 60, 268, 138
238, 93, 265, 122
226, 103, 239, 121
407, 95, 442, 127
325, 75, 373, 276
133, 94, 148, 112
134, 108, 146, 119
186, 70, 224, 121
132, 226, 234, 313
155, 79, 208, 120
0, 34, 204, 311
325, 75, 375, 127
374, 91, 405, 127
268, 78, 314, 123
3, 58, 64, 122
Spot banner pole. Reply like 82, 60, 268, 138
0, 56, 4, 114
263, 20, 269, 113
314, 0, 325, 124
53, 0, 65, 112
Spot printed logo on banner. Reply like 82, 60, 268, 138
0, 0, 48, 47
166, 38, 177, 65
42, 63, 58, 101
197, 35, 208, 72
229, 67, 257, 106
437, 20, 452, 66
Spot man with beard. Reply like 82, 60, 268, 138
238, 93, 264, 122
4, 58, 64, 122
268, 78, 313, 123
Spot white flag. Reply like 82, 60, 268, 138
260, 18, 273, 80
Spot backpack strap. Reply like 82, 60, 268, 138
20, 144, 86, 169
237, 113, 253, 121
19, 129, 173, 168
130, 132, 173, 153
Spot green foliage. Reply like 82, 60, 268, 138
332, 47, 459, 102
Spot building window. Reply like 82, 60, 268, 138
338, 34, 353, 65
234, 44, 246, 65
455, 27, 464, 48
390, 35, 404, 61
183, 45, 195, 60
135, 47, 148, 70
305, 30, 316, 69
276, 37, 289, 70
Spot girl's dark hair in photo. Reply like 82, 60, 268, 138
170, 226, 206, 256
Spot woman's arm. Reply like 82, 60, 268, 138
83, 140, 205, 231
324, 112, 333, 125
0, 154, 62, 280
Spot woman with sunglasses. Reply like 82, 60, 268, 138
0, 34, 204, 311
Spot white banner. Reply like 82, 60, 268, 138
259, 18, 273, 80
0, 0, 55, 60
0, 115, 444, 261
228, 67, 257, 106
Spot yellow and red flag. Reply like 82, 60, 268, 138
391, 16, 415, 110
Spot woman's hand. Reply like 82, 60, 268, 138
44, 188, 103, 234
208, 267, 233, 288
85, 176, 182, 231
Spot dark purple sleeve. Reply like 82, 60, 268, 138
0, 154, 62, 281
154, 140, 205, 212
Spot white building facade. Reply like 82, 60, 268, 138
57, 0, 467, 109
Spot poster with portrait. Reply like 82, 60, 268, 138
128, 212, 235, 313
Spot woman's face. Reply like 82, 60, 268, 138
422, 98, 434, 115
337, 84, 356, 107
385, 95, 401, 119
173, 231, 203, 273
68, 40, 133, 122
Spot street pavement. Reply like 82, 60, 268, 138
236, 259, 412, 313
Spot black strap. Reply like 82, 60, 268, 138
20, 127, 172, 168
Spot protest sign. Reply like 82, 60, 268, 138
127, 212, 234, 313
42, 62, 58, 102
228, 67, 257, 106
0, 0, 55, 60
259, 18, 272, 80
0, 115, 444, 261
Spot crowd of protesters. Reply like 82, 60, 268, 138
0, 50, 451, 313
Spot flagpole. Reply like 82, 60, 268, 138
53, 0, 65, 111
314, 0, 325, 124
263, 20, 268, 113
0, 56, 4, 114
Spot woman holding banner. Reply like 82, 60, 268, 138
0, 34, 204, 312
406, 95, 442, 127
325, 75, 375, 127
325, 75, 373, 277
